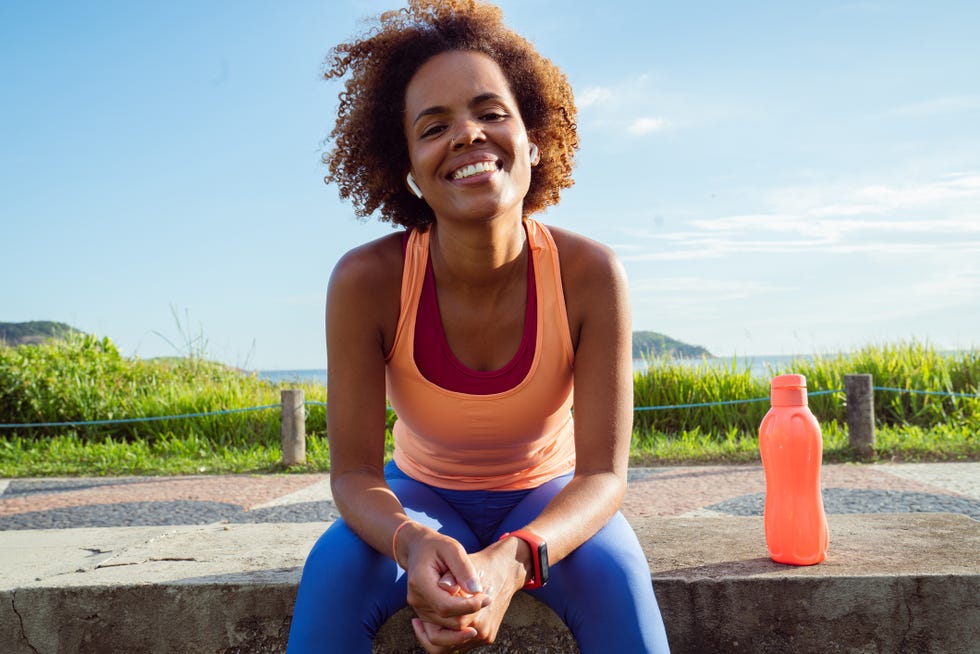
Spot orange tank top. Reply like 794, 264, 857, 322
385, 218, 576, 490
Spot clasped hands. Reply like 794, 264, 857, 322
402, 528, 528, 653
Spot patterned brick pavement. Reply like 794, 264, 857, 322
2, 463, 978, 530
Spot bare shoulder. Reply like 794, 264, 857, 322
327, 231, 405, 353
543, 224, 630, 347
544, 224, 627, 293
330, 231, 405, 293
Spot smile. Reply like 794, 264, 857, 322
451, 161, 498, 180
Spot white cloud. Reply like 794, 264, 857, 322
774, 173, 980, 217
621, 231, 980, 261
909, 270, 980, 305
616, 172, 980, 261
809, 203, 883, 217
577, 86, 613, 108
690, 215, 980, 239
892, 94, 980, 117
855, 174, 980, 207
572, 74, 683, 137
631, 276, 789, 300
620, 239, 980, 261
627, 117, 669, 135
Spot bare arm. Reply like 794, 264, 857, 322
325, 236, 488, 643
517, 227, 633, 564
325, 236, 404, 553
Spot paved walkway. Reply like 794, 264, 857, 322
2, 462, 978, 530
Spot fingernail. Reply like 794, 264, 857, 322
465, 579, 483, 593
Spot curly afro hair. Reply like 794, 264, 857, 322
323, 0, 579, 231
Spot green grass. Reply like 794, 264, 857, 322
0, 335, 977, 476
0, 333, 327, 444
629, 422, 980, 466
0, 432, 333, 476
633, 341, 980, 435
630, 342, 979, 466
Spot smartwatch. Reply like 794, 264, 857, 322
499, 529, 549, 589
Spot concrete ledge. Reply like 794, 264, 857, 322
638, 515, 980, 654
2, 514, 978, 653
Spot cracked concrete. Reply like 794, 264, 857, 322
1, 523, 315, 588
9, 592, 41, 654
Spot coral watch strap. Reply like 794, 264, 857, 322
499, 529, 548, 589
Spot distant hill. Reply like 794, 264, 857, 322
0, 321, 83, 346
633, 331, 711, 359
2, 321, 708, 359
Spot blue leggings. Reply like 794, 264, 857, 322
287, 462, 670, 653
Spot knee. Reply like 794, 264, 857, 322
292, 522, 404, 646
299, 521, 397, 589
538, 518, 667, 651
551, 515, 649, 592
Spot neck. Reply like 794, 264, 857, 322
429, 214, 527, 290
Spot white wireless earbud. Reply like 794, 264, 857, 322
406, 172, 423, 199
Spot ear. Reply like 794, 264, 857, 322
406, 172, 423, 199
529, 142, 540, 166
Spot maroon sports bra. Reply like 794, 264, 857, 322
403, 230, 537, 395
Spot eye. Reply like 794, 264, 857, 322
481, 111, 508, 122
420, 123, 446, 139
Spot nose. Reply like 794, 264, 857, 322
450, 119, 485, 149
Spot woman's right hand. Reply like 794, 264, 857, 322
400, 523, 491, 642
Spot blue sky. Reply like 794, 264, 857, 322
2, 1, 978, 370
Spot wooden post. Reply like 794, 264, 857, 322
845, 374, 875, 459
281, 389, 306, 466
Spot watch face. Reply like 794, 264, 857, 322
537, 541, 549, 585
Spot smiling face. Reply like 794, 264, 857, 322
403, 50, 538, 226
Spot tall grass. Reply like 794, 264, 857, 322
633, 355, 768, 436
0, 333, 326, 447
633, 342, 979, 436
789, 342, 980, 427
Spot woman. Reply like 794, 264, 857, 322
288, 1, 670, 652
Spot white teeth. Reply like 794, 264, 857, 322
452, 161, 496, 180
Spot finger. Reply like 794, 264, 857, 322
411, 581, 490, 627
442, 569, 490, 598
443, 549, 483, 595
411, 618, 476, 650
414, 575, 489, 618
438, 571, 461, 596
410, 618, 436, 653
426, 622, 476, 649
414, 592, 490, 629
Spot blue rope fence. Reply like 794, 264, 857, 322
0, 387, 976, 429
633, 389, 841, 412
871, 387, 980, 400
0, 405, 282, 429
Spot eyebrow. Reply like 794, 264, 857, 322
411, 93, 506, 126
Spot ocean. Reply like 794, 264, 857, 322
257, 369, 327, 385
256, 354, 813, 385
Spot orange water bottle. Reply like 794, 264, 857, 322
759, 374, 829, 565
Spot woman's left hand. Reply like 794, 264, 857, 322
410, 538, 529, 652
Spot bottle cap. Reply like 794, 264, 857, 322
770, 374, 808, 406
